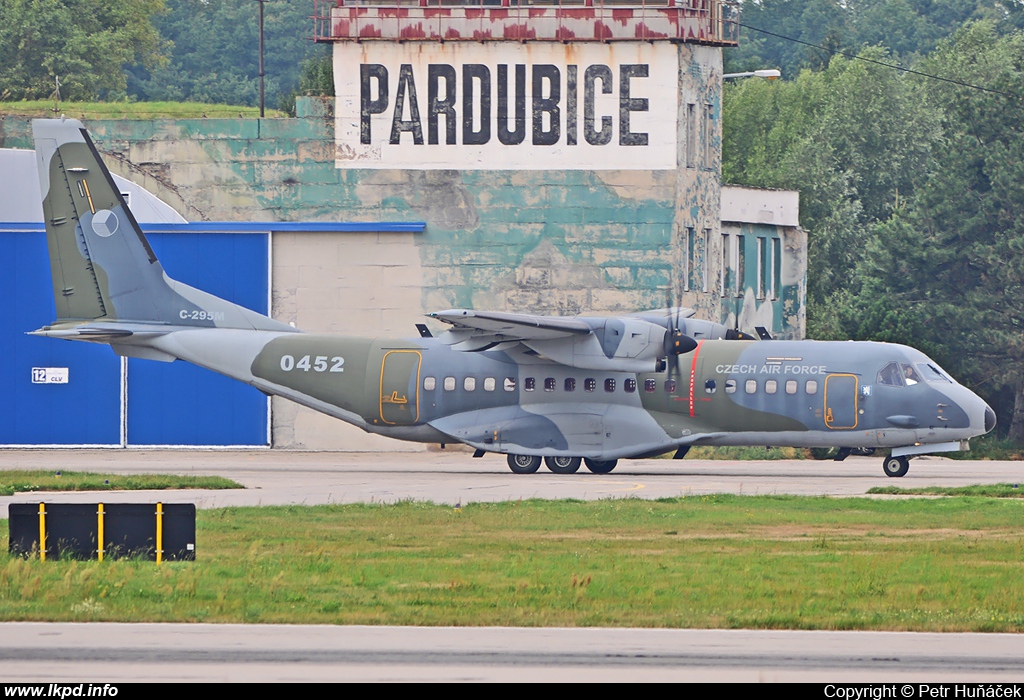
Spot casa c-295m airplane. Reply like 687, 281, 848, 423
30, 118, 996, 477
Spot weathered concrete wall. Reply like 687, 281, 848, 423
675, 43, 722, 321
720, 185, 806, 340
720, 222, 807, 341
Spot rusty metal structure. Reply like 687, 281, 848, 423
313, 0, 739, 45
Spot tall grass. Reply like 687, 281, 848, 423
1, 496, 1022, 631
0, 471, 240, 496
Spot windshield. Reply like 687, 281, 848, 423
878, 357, 955, 387
915, 362, 952, 384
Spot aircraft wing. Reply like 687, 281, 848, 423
428, 309, 591, 342
428, 308, 668, 371
428, 307, 738, 372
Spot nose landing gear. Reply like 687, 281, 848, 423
882, 455, 910, 477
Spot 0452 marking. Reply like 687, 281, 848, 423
280, 355, 344, 373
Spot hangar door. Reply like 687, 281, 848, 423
0, 228, 270, 446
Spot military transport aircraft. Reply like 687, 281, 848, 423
30, 118, 996, 477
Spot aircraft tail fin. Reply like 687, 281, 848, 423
32, 118, 290, 335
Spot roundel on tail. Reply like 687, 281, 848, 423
91, 209, 119, 237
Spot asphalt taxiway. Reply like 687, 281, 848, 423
3, 623, 1024, 682
1, 449, 1022, 516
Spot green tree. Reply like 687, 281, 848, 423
723, 48, 941, 338
129, 0, 328, 108
726, 0, 1003, 77
0, 0, 167, 101
851, 22, 1024, 439
279, 53, 334, 116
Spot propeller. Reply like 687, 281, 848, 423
659, 286, 697, 383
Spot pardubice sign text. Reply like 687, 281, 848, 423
334, 43, 678, 170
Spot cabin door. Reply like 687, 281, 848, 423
824, 373, 858, 430
379, 350, 421, 425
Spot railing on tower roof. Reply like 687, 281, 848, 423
312, 0, 739, 45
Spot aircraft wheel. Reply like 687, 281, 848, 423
507, 454, 541, 474
882, 455, 910, 478
584, 458, 618, 474
545, 456, 582, 474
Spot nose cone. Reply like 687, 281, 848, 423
985, 405, 997, 434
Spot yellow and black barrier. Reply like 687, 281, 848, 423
8, 503, 195, 562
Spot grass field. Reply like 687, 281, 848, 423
0, 101, 285, 119
867, 484, 1024, 498
0, 471, 241, 496
1, 495, 1022, 631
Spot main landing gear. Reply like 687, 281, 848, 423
545, 456, 581, 474
883, 455, 910, 478
507, 454, 541, 474
505, 454, 619, 475
584, 458, 618, 474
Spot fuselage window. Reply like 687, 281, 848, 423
705, 379, 716, 394
444, 376, 456, 391
423, 377, 436, 391
585, 378, 597, 392
605, 378, 617, 392
805, 380, 818, 395
504, 377, 516, 392
765, 380, 777, 394
464, 377, 476, 391
745, 379, 757, 394
564, 378, 576, 392
665, 379, 677, 393
483, 377, 495, 392
625, 378, 637, 393
785, 380, 797, 395
877, 362, 904, 387
645, 379, 657, 393
544, 378, 556, 392
525, 377, 536, 391
725, 379, 737, 394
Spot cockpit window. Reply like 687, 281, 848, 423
901, 364, 920, 385
877, 362, 904, 387
916, 363, 952, 383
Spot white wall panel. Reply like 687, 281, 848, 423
334, 42, 678, 170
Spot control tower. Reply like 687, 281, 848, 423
314, 0, 742, 324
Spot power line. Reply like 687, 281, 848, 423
739, 22, 1022, 101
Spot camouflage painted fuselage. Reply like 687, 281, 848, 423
162, 331, 985, 460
